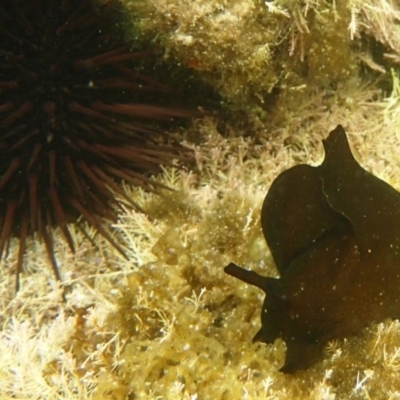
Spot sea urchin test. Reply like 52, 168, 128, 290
0, 0, 195, 291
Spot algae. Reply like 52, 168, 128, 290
2, 0, 400, 399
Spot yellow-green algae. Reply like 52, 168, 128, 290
122, 0, 399, 108
2, 0, 400, 399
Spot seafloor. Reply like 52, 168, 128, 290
2, 0, 400, 398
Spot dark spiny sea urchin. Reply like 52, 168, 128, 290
0, 0, 198, 291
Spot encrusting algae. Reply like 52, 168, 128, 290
2, 0, 400, 399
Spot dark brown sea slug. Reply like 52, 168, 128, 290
225, 125, 400, 373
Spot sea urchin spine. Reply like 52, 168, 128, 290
0, 0, 195, 291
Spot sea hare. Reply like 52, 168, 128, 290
225, 125, 400, 373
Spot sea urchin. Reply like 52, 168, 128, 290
0, 0, 196, 291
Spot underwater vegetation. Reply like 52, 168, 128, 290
0, 0, 198, 290
127, 0, 400, 110
226, 125, 400, 373
4, 0, 400, 398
